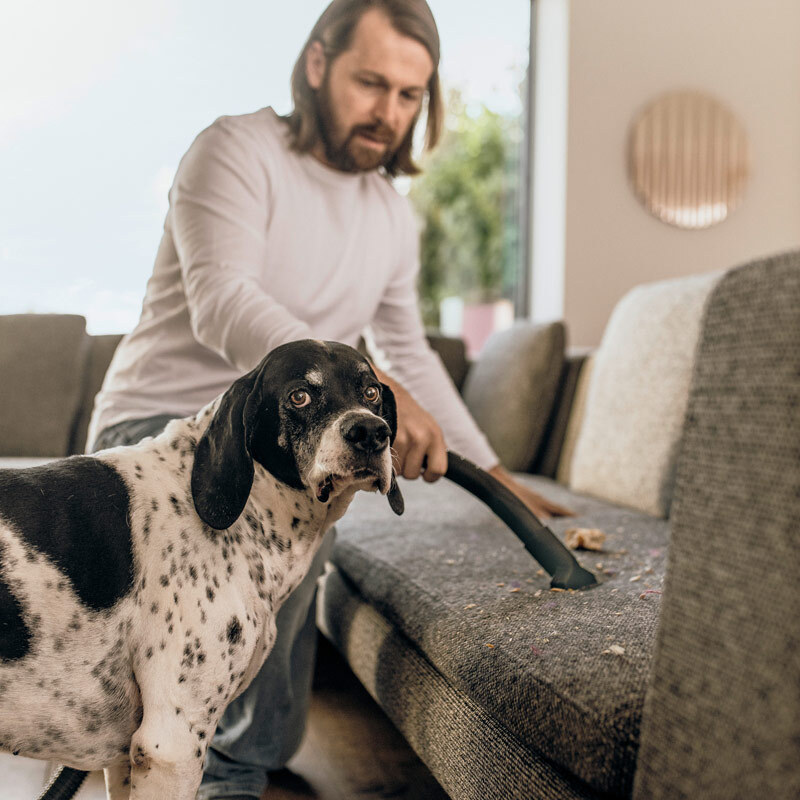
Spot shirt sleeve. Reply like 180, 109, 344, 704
369, 200, 500, 471
169, 118, 313, 371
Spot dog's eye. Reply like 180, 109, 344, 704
289, 390, 311, 408
363, 386, 380, 403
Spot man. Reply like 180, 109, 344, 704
88, 1, 569, 796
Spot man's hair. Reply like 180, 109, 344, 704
284, 0, 443, 177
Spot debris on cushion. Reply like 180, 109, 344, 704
564, 527, 607, 551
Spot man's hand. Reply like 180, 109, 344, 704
370, 366, 574, 519
372, 366, 448, 483
488, 465, 574, 520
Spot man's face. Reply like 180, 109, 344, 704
306, 9, 434, 172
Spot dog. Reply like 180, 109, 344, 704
0, 339, 404, 799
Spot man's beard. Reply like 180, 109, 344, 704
314, 78, 398, 173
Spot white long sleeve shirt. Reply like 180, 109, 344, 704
88, 107, 497, 469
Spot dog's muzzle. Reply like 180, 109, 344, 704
313, 413, 393, 503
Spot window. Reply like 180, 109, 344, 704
1, 0, 531, 355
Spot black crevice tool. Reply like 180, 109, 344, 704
444, 451, 598, 590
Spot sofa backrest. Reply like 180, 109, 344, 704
634, 250, 800, 799
0, 315, 122, 457
73, 333, 124, 454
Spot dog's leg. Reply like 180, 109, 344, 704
104, 760, 132, 800
126, 712, 209, 800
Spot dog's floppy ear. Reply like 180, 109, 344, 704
379, 382, 404, 516
191, 371, 260, 530
379, 382, 398, 442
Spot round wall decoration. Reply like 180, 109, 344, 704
628, 90, 750, 229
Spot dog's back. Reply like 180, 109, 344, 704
0, 455, 144, 767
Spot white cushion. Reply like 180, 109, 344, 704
568, 271, 722, 516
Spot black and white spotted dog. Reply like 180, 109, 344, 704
0, 339, 404, 799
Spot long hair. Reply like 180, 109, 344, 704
284, 0, 443, 177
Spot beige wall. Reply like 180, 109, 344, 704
563, 0, 800, 346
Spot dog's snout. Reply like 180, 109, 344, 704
341, 416, 390, 454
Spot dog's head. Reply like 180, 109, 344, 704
190, 340, 404, 530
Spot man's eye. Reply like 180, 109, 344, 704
363, 386, 380, 403
290, 390, 311, 408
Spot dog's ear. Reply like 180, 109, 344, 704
387, 473, 404, 516
379, 383, 404, 515
379, 382, 398, 442
191, 372, 260, 530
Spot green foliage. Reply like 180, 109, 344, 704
410, 91, 521, 327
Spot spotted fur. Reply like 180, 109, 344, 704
0, 340, 402, 799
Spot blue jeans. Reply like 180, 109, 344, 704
91, 416, 335, 799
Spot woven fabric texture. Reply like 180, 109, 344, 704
556, 355, 595, 486
0, 314, 89, 457
332, 474, 669, 796
569, 271, 721, 516
633, 252, 800, 800
320, 568, 602, 800
462, 321, 565, 471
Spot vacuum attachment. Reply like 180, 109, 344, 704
445, 452, 598, 590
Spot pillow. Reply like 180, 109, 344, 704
462, 321, 565, 471
569, 271, 722, 516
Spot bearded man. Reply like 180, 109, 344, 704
88, 1, 569, 796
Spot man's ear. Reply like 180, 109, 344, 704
305, 40, 326, 90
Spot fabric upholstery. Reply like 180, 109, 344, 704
73, 333, 123, 454
569, 271, 721, 516
532, 348, 593, 480
462, 321, 565, 471
426, 333, 471, 393
319, 568, 602, 800
0, 314, 89, 457
633, 251, 800, 800
556, 355, 595, 486
329, 474, 670, 797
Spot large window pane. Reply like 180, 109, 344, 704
1, 1, 530, 352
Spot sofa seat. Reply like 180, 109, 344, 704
319, 474, 668, 799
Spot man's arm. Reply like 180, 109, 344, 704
170, 118, 313, 371
369, 203, 572, 518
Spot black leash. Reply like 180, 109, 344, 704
37, 767, 87, 800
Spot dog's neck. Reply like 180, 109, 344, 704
185, 398, 360, 604
232, 462, 353, 608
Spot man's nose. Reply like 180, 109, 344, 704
341, 416, 390, 454
373, 92, 400, 132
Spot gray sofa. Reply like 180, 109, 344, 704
1, 250, 798, 799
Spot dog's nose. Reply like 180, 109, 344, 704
341, 416, 390, 453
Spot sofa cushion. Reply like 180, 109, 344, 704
569, 271, 721, 516
462, 321, 565, 471
320, 569, 600, 800
0, 315, 90, 457
328, 475, 668, 797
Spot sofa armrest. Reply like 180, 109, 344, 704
633, 252, 800, 800
425, 332, 471, 392
531, 346, 592, 478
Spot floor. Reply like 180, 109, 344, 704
3, 636, 448, 800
